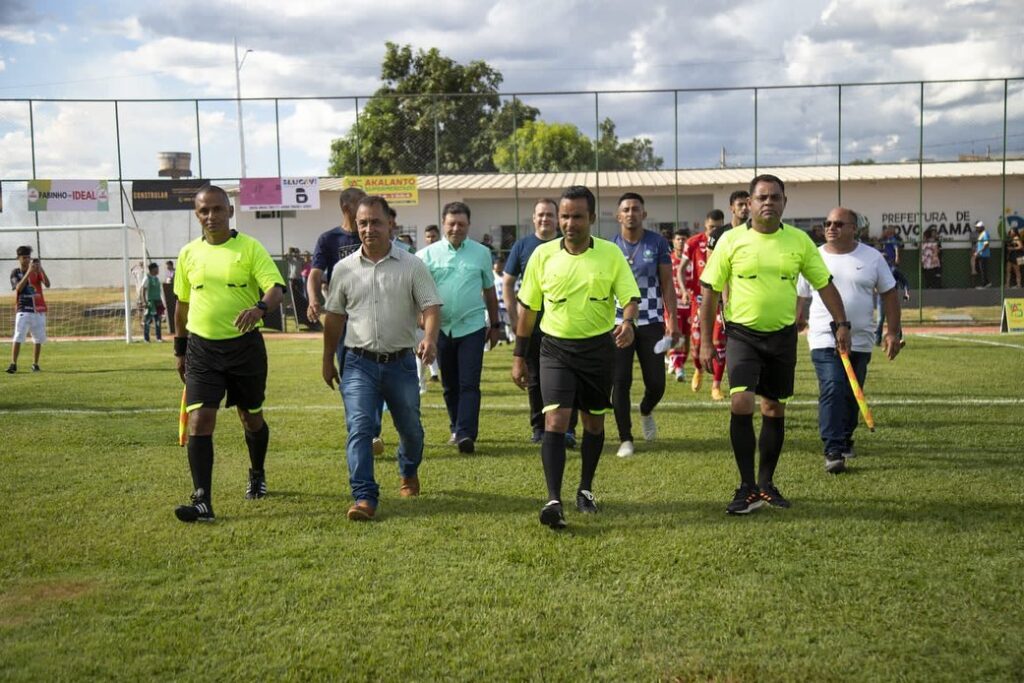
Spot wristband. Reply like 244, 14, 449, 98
174, 336, 188, 357
623, 318, 637, 328
513, 335, 530, 358
829, 321, 852, 335
255, 300, 268, 316
491, 322, 502, 330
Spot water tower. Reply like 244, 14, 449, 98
157, 152, 193, 179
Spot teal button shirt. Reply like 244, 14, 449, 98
417, 238, 494, 338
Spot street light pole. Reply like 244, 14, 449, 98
234, 37, 253, 178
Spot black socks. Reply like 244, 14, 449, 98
244, 422, 269, 472
540, 431, 566, 501
579, 430, 604, 492
187, 435, 214, 500
730, 413, 756, 487
758, 416, 785, 487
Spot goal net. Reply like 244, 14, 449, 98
0, 223, 149, 342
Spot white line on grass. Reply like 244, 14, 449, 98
915, 333, 1024, 350
2, 397, 1022, 416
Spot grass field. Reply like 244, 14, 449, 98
1, 333, 1022, 681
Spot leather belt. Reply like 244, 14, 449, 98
348, 347, 413, 364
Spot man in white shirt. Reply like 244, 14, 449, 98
797, 207, 902, 474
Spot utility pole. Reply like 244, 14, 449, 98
234, 37, 253, 178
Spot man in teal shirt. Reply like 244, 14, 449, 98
417, 201, 501, 453
141, 262, 164, 342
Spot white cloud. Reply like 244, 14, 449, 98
0, 27, 40, 45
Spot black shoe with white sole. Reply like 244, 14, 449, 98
726, 483, 765, 515
245, 469, 267, 499
575, 489, 598, 514
825, 453, 846, 474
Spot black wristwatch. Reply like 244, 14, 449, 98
829, 320, 851, 334
491, 322, 502, 330
255, 301, 268, 316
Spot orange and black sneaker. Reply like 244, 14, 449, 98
726, 483, 764, 515
759, 483, 791, 508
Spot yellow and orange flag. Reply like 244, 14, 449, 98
839, 351, 875, 432
178, 386, 188, 446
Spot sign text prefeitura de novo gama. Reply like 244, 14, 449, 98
880, 209, 976, 242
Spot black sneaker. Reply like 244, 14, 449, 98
575, 489, 598, 513
726, 483, 765, 515
842, 440, 856, 459
759, 483, 791, 508
539, 500, 567, 529
5, 364, 15, 374
31, 364, 40, 372
564, 431, 577, 449
457, 437, 475, 454
531, 429, 543, 444
245, 469, 267, 499
174, 489, 215, 522
825, 453, 846, 474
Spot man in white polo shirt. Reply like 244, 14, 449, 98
322, 195, 443, 522
797, 206, 902, 474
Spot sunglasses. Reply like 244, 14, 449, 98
823, 220, 851, 228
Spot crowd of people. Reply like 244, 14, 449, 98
8, 176, 1011, 529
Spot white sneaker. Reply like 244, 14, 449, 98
640, 413, 657, 441
447, 432, 457, 445
616, 440, 635, 458
674, 368, 686, 382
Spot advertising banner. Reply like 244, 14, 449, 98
343, 175, 418, 206
1002, 298, 1024, 333
27, 180, 109, 212
131, 180, 208, 211
239, 177, 320, 211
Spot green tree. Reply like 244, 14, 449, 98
493, 120, 594, 172
328, 43, 538, 176
595, 118, 663, 171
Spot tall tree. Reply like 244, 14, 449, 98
328, 43, 538, 176
595, 118, 663, 171
493, 120, 594, 173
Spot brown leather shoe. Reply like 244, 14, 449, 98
399, 476, 420, 497
347, 500, 376, 521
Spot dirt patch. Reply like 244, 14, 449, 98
0, 580, 97, 628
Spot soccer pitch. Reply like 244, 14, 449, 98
1, 333, 1022, 681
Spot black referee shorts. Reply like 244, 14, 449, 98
185, 331, 268, 413
724, 322, 797, 402
539, 333, 615, 416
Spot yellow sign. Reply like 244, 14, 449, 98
343, 175, 419, 206
1003, 298, 1024, 333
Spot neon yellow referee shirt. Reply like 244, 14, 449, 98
173, 231, 285, 340
518, 237, 641, 339
701, 223, 831, 332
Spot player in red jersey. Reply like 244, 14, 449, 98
678, 210, 723, 394
666, 228, 691, 382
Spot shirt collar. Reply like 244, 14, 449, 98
560, 237, 595, 251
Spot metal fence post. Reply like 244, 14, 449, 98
674, 90, 679, 230
917, 82, 925, 323
594, 92, 601, 235
837, 84, 843, 205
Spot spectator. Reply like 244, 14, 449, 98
285, 247, 314, 329
491, 257, 513, 343
139, 262, 164, 342
164, 260, 177, 335
7, 245, 50, 374
972, 220, 992, 288
875, 225, 910, 346
921, 227, 943, 289
1004, 228, 1022, 288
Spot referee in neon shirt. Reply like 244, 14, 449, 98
172, 185, 286, 522
699, 175, 850, 514
512, 186, 641, 530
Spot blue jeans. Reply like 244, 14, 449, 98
810, 348, 871, 455
337, 333, 383, 435
341, 351, 424, 505
437, 326, 486, 441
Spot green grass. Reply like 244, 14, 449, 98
1, 334, 1022, 681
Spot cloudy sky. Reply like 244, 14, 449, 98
1, 0, 1022, 180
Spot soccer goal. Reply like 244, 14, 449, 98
0, 223, 149, 342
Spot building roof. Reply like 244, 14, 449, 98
243, 160, 1024, 194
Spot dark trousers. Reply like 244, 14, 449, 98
810, 348, 870, 455
162, 283, 177, 335
437, 326, 486, 441
612, 322, 666, 442
526, 327, 578, 434
288, 278, 314, 327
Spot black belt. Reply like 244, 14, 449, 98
348, 347, 413, 364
